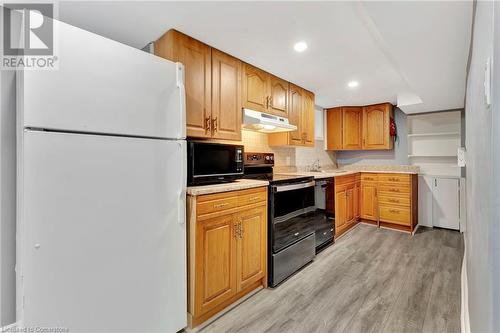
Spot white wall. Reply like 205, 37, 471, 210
335, 107, 409, 166
492, 2, 500, 331
0, 6, 18, 326
0, 70, 17, 326
463, 1, 494, 331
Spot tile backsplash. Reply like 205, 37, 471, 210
241, 130, 336, 169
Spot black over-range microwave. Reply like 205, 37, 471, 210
187, 141, 244, 186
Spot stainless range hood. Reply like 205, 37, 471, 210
242, 109, 297, 133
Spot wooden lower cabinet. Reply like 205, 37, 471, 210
187, 187, 268, 328
334, 174, 360, 237
334, 172, 417, 236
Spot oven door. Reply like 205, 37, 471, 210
270, 180, 317, 253
188, 142, 243, 185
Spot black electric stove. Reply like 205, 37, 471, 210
243, 152, 319, 287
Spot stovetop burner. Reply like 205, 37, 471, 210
243, 152, 313, 185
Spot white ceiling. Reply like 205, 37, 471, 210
58, 1, 472, 113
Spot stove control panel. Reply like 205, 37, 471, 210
244, 152, 274, 166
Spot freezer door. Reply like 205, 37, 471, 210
20, 131, 186, 332
20, 18, 185, 139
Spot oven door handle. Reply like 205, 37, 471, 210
274, 180, 316, 192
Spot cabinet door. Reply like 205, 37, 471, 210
354, 182, 360, 219
302, 90, 315, 147
362, 104, 391, 149
157, 31, 212, 138
288, 84, 304, 145
268, 75, 288, 117
335, 189, 347, 229
432, 178, 460, 230
342, 107, 363, 149
326, 108, 343, 150
236, 205, 267, 291
211, 49, 242, 141
242, 64, 269, 113
361, 182, 378, 220
346, 186, 354, 222
195, 213, 237, 315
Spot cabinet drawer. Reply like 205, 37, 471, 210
238, 191, 267, 206
379, 205, 411, 225
378, 174, 410, 184
197, 196, 238, 216
378, 184, 410, 195
361, 173, 378, 182
378, 195, 410, 207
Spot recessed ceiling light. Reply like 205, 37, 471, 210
293, 41, 308, 53
347, 81, 359, 88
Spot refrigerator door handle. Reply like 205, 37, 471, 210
178, 190, 186, 225
176, 62, 186, 139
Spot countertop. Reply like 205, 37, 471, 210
278, 168, 419, 180
187, 179, 269, 196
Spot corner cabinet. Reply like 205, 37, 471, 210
326, 103, 393, 151
334, 172, 418, 236
187, 187, 268, 328
268, 85, 315, 147
155, 30, 242, 141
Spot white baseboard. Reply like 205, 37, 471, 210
461, 247, 471, 333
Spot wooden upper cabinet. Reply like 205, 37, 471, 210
326, 103, 394, 151
342, 107, 363, 150
326, 107, 343, 150
211, 49, 242, 141
287, 84, 304, 145
362, 103, 394, 150
242, 64, 269, 113
268, 75, 288, 117
236, 205, 267, 291
302, 90, 315, 147
155, 30, 211, 138
195, 213, 237, 316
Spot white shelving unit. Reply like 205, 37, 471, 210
407, 111, 461, 177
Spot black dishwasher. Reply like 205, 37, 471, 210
314, 178, 335, 252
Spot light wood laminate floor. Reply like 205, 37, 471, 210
200, 224, 464, 333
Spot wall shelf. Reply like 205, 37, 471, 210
407, 132, 460, 138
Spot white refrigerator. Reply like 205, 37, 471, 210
17, 19, 187, 332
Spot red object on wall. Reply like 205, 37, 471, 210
390, 117, 397, 141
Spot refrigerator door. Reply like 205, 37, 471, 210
19, 18, 185, 139
20, 130, 186, 332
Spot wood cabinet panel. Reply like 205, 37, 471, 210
363, 103, 391, 149
378, 195, 410, 207
188, 187, 268, 328
361, 182, 378, 220
335, 189, 347, 230
268, 75, 288, 117
242, 64, 269, 113
303, 90, 315, 147
195, 213, 237, 315
326, 107, 343, 150
211, 49, 242, 140
379, 205, 411, 226
288, 84, 304, 145
354, 182, 360, 219
343, 107, 363, 149
378, 174, 410, 183
155, 30, 211, 138
236, 205, 267, 291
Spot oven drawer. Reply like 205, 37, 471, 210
271, 233, 315, 287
